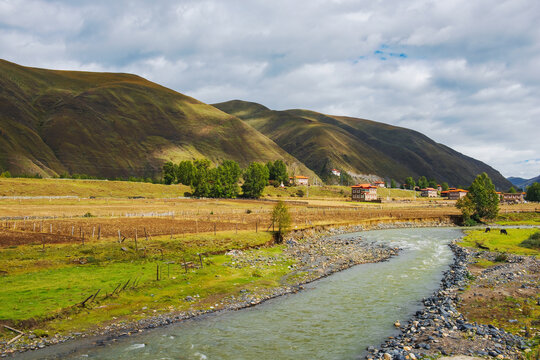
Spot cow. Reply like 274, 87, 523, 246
485, 227, 491, 233
500, 229, 508, 235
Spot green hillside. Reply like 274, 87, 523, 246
0, 60, 315, 179
213, 100, 512, 189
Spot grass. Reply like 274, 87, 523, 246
0, 230, 286, 335
495, 212, 540, 225
459, 228, 540, 256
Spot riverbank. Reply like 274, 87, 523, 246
368, 239, 538, 359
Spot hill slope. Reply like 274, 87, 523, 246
0, 60, 315, 179
214, 100, 512, 190
508, 175, 540, 189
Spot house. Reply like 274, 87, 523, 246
351, 184, 378, 201
290, 175, 309, 186
501, 192, 525, 203
440, 190, 449, 198
421, 188, 438, 197
331, 169, 341, 177
372, 181, 386, 188
447, 189, 468, 200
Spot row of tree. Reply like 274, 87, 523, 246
401, 176, 449, 191
162, 159, 293, 199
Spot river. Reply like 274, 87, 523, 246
25, 227, 463, 360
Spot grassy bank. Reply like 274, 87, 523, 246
0, 230, 291, 337
459, 228, 540, 256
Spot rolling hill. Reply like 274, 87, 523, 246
508, 175, 540, 189
213, 100, 512, 189
0, 59, 315, 179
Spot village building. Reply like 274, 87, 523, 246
440, 190, 449, 197
500, 192, 525, 203
437, 184, 442, 192
372, 181, 386, 188
447, 189, 468, 200
331, 169, 341, 177
351, 184, 378, 201
421, 188, 438, 197
289, 175, 309, 186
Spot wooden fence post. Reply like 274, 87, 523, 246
135, 229, 138, 252
98, 225, 101, 240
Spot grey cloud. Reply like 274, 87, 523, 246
1, 0, 539, 178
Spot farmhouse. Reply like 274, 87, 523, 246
420, 188, 438, 197
372, 181, 386, 188
500, 192, 525, 203
447, 189, 468, 200
351, 184, 378, 201
440, 190, 449, 197
331, 169, 341, 176
290, 175, 309, 186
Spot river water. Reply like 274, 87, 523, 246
29, 227, 463, 360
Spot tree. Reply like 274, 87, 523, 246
457, 172, 499, 221
242, 162, 269, 198
390, 179, 397, 189
191, 159, 212, 197
404, 177, 416, 190
267, 160, 288, 186
340, 171, 354, 186
417, 176, 428, 189
162, 162, 177, 185
211, 160, 241, 198
441, 182, 449, 191
177, 160, 196, 186
508, 186, 517, 193
526, 182, 540, 202
271, 200, 291, 243
428, 179, 438, 188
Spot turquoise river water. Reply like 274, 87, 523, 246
24, 227, 463, 360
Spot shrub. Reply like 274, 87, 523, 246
462, 217, 478, 227
296, 189, 305, 197
82, 212, 94, 218
520, 231, 540, 249
246, 209, 252, 214
494, 253, 508, 262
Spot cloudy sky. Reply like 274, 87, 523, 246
1, 0, 539, 178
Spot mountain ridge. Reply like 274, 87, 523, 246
213, 100, 512, 189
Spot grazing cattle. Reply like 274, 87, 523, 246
500, 229, 508, 235
485, 227, 491, 233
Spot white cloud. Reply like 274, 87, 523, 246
1, 0, 539, 178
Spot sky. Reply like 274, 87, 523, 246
1, 0, 539, 179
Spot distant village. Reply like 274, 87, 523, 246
291, 169, 526, 204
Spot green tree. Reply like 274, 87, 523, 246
526, 182, 540, 201
242, 162, 269, 198
428, 179, 438, 188
191, 159, 212, 197
457, 172, 499, 221
162, 162, 177, 185
340, 171, 354, 186
441, 182, 449, 191
211, 160, 241, 198
390, 179, 397, 188
267, 160, 288, 186
417, 176, 428, 189
271, 200, 291, 243
177, 160, 196, 186
507, 186, 517, 193
404, 177, 416, 190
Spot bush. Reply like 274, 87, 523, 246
296, 189, 305, 197
494, 253, 508, 262
520, 232, 540, 249
462, 217, 478, 226
246, 209, 252, 214
82, 212, 94, 218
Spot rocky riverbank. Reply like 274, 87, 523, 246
367, 244, 536, 360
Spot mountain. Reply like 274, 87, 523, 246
213, 100, 513, 190
508, 175, 540, 189
0, 59, 315, 179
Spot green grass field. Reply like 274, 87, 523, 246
495, 212, 540, 225
459, 228, 540, 256
0, 230, 292, 335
